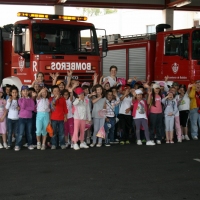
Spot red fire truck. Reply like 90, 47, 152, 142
0, 12, 107, 89
102, 24, 200, 84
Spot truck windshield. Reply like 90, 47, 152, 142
192, 30, 200, 60
32, 23, 99, 55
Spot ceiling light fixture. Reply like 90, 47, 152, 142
57, 0, 67, 3
176, 0, 191, 7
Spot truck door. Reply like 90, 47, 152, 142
162, 33, 189, 82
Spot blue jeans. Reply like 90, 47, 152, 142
190, 108, 200, 138
7, 119, 19, 146
51, 120, 65, 147
104, 117, 116, 143
16, 118, 32, 147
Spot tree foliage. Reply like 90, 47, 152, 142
77, 8, 117, 17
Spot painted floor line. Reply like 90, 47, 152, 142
194, 158, 200, 162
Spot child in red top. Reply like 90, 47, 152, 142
49, 85, 68, 150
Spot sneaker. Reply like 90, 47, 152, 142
70, 143, 74, 149
33, 145, 37, 149
110, 141, 118, 144
37, 142, 41, 150
3, 143, 8, 149
137, 140, 142, 145
177, 138, 182, 143
115, 139, 119, 142
151, 140, 155, 144
41, 144, 46, 150
61, 145, 66, 150
0, 143, 3, 149
185, 135, 190, 141
141, 139, 146, 143
156, 140, 161, 145
65, 143, 69, 148
51, 145, 56, 150
73, 143, 80, 150
14, 146, 20, 151
166, 140, 169, 144
182, 135, 185, 140
80, 142, 89, 149
193, 136, 198, 140
146, 141, 156, 146
96, 143, 102, 147
28, 145, 34, 150
90, 143, 96, 147
120, 141, 125, 145
125, 140, 130, 144
105, 143, 111, 147
12, 137, 16, 143
86, 137, 90, 145
23, 143, 28, 147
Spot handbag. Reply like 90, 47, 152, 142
46, 123, 53, 137
96, 126, 106, 139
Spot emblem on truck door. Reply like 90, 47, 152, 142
172, 62, 179, 74
18, 56, 25, 72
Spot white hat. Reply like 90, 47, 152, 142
152, 84, 160, 89
135, 89, 143, 95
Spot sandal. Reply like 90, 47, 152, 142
170, 140, 174, 144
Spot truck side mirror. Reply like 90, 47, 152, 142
102, 38, 108, 52
14, 35, 23, 53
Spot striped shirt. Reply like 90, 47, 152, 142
105, 97, 120, 117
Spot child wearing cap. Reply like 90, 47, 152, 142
162, 92, 178, 143
0, 87, 8, 149
49, 85, 68, 150
72, 87, 91, 150
118, 85, 132, 145
147, 84, 163, 144
132, 89, 155, 146
14, 85, 35, 151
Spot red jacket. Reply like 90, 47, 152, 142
132, 99, 148, 119
49, 96, 68, 121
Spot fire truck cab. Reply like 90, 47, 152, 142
1, 12, 107, 89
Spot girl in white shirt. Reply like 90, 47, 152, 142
176, 84, 192, 141
35, 88, 50, 150
72, 87, 91, 150
6, 86, 19, 149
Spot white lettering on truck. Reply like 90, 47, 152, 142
50, 62, 91, 71
33, 61, 38, 72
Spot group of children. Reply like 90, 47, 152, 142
0, 65, 197, 151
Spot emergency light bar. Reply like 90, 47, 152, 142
17, 12, 87, 21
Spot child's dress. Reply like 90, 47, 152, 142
0, 99, 7, 133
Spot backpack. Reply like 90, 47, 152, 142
164, 99, 175, 111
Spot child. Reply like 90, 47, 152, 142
36, 88, 50, 150
62, 89, 74, 148
82, 84, 92, 144
104, 89, 120, 146
118, 85, 132, 145
132, 89, 155, 146
72, 87, 91, 150
90, 84, 106, 147
176, 84, 191, 141
49, 85, 68, 150
14, 86, 35, 151
0, 88, 8, 149
162, 92, 178, 143
147, 83, 163, 144
6, 86, 19, 149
